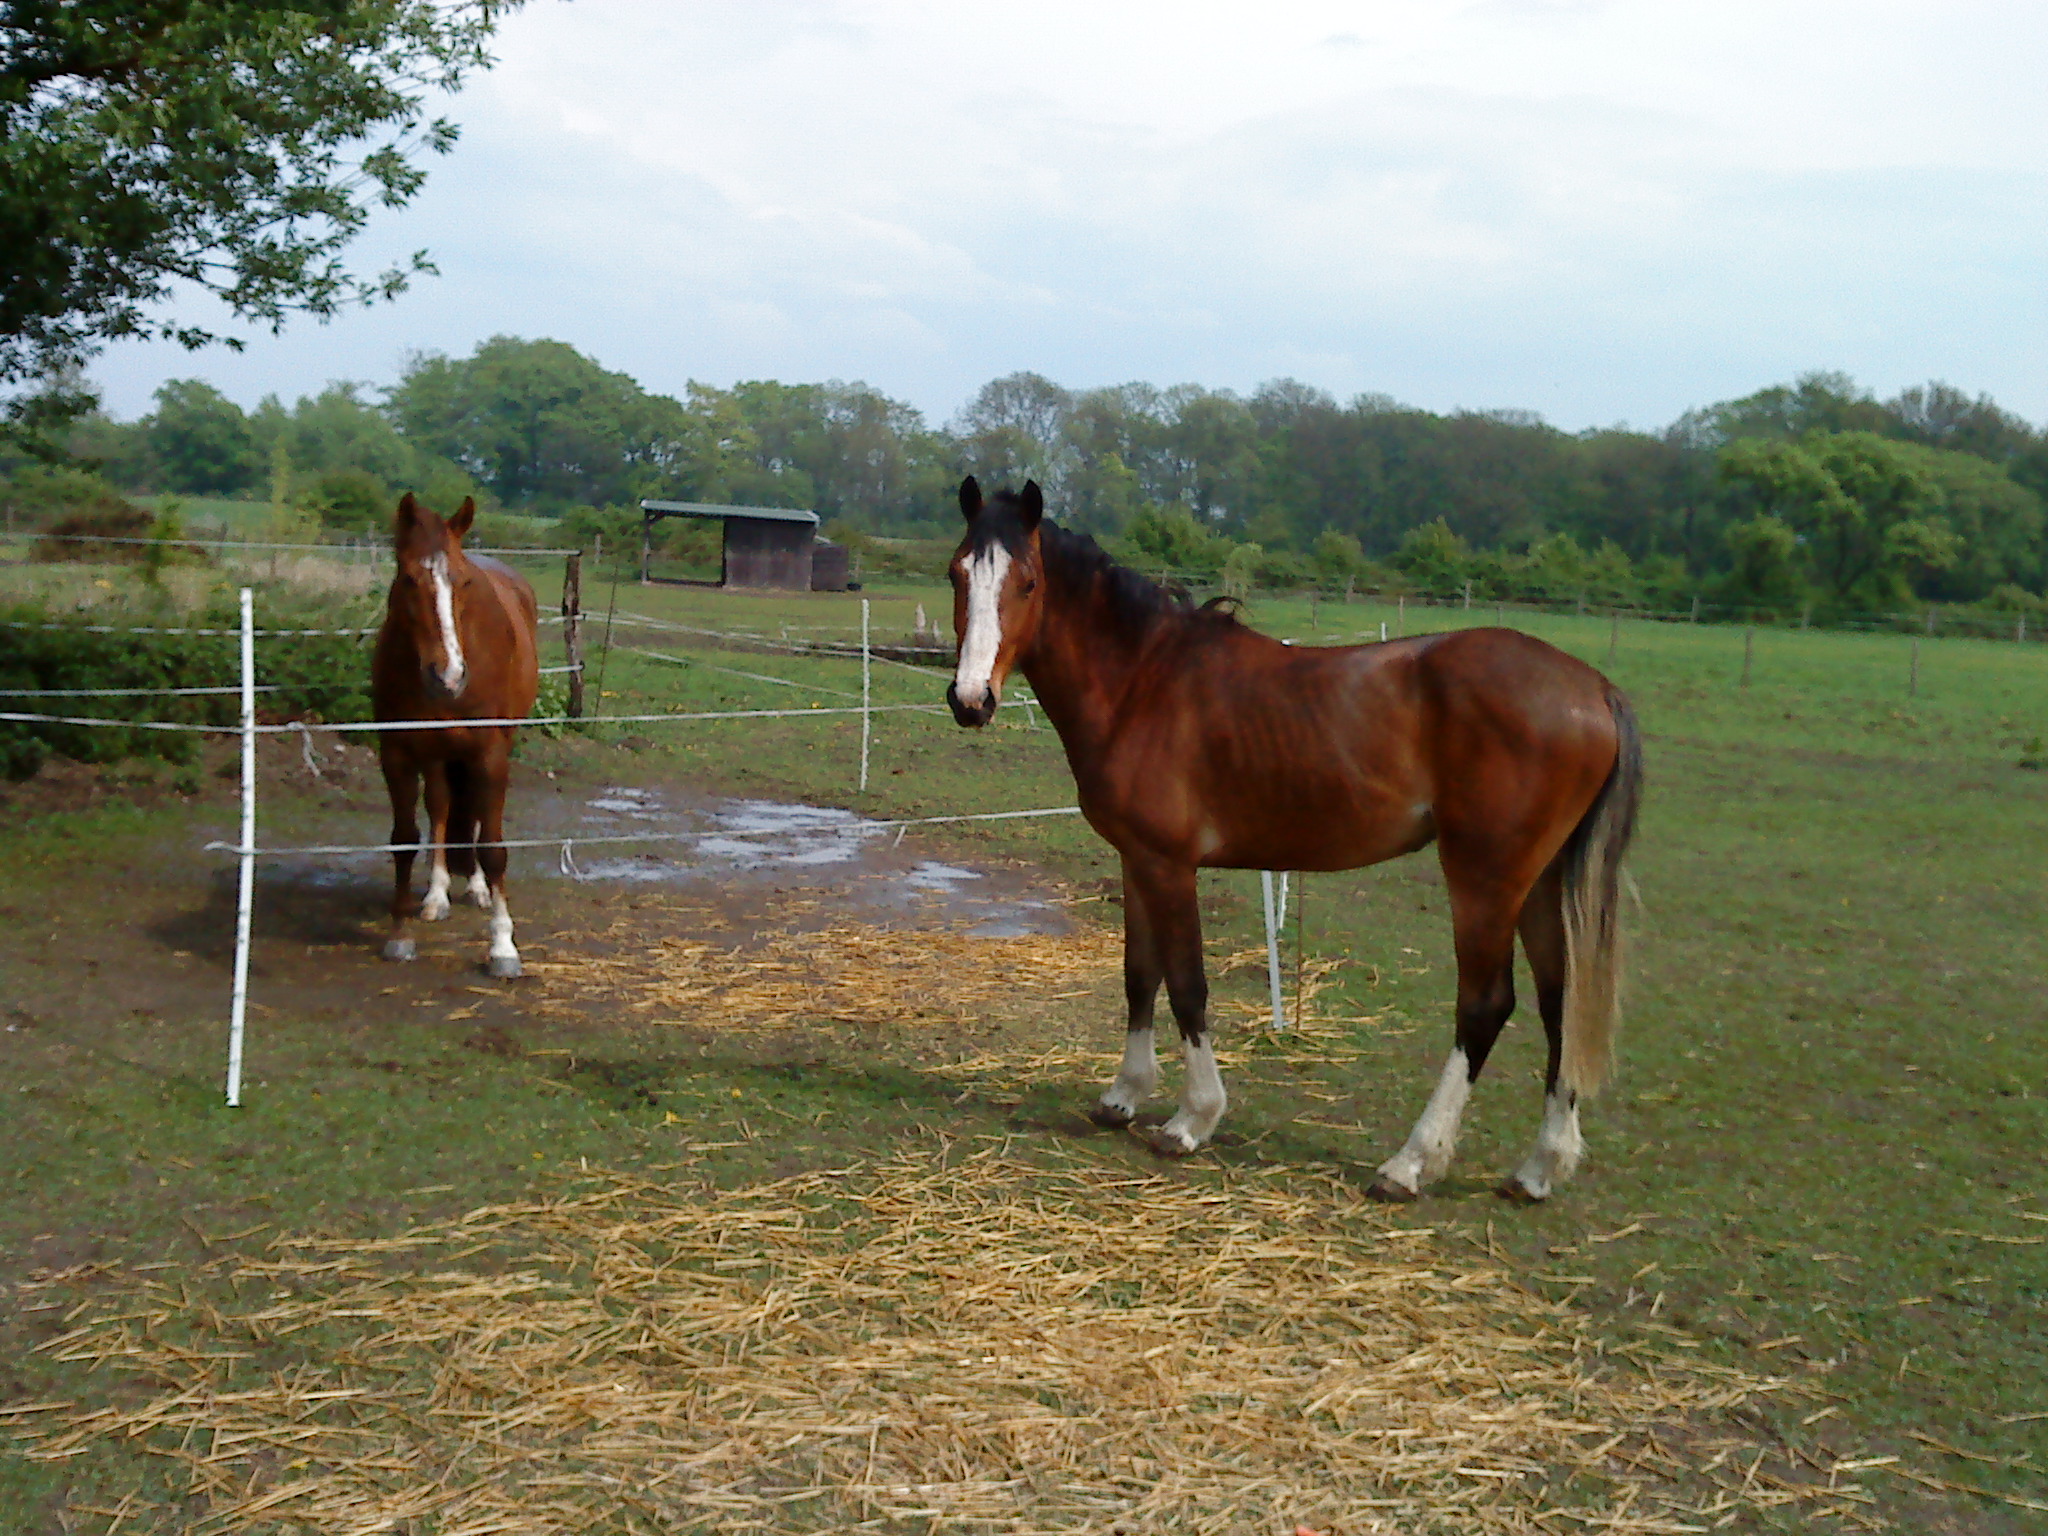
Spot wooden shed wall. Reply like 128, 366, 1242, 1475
722, 519, 814, 590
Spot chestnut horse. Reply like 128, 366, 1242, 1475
945, 479, 1642, 1202
371, 494, 540, 977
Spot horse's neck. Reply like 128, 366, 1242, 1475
1018, 577, 1157, 755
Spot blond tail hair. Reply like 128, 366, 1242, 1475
1559, 689, 1643, 1099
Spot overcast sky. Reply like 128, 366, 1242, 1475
88, 0, 2048, 431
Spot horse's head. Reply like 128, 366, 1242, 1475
390, 492, 480, 700
946, 476, 1045, 728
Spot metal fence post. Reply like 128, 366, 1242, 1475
1262, 870, 1290, 1031
859, 598, 872, 792
226, 587, 256, 1108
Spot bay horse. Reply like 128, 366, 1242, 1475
371, 494, 541, 978
945, 479, 1642, 1202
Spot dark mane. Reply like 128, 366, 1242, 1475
1039, 521, 1242, 639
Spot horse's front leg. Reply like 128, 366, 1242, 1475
1134, 860, 1225, 1156
1088, 855, 1162, 1128
475, 743, 521, 979
418, 762, 454, 922
380, 748, 421, 962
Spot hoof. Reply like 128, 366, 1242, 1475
382, 938, 416, 962
1141, 1126, 1204, 1159
485, 954, 523, 980
1365, 1176, 1419, 1204
469, 885, 492, 909
1087, 1100, 1137, 1129
1495, 1178, 1548, 1205
420, 901, 450, 923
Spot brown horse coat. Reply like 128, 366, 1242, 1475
947, 479, 1641, 1201
371, 495, 540, 977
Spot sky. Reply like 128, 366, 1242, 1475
87, 0, 2048, 432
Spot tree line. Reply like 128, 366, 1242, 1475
7, 335, 2048, 618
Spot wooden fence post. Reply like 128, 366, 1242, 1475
1741, 625, 1754, 687
1909, 638, 1920, 698
1607, 611, 1619, 664
563, 552, 585, 718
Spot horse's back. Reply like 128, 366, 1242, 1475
472, 555, 540, 629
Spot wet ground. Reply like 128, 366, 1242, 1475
257, 778, 1072, 942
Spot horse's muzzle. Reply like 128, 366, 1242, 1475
946, 682, 996, 728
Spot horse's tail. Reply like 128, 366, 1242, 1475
445, 759, 479, 878
1559, 688, 1643, 1099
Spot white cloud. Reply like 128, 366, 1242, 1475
88, 0, 2048, 428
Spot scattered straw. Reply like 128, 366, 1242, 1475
522, 900, 1403, 1094
527, 900, 1123, 1039
8, 1141, 1877, 1534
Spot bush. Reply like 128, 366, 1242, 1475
304, 467, 392, 533
1, 464, 140, 535
31, 502, 153, 562
0, 592, 376, 781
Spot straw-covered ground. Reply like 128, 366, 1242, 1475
12, 1140, 1872, 1536
5, 566, 2047, 1531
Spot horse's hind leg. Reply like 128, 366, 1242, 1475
1089, 855, 1163, 1128
1370, 878, 1519, 1202
418, 762, 454, 922
475, 741, 521, 979
380, 749, 421, 962
1502, 864, 1580, 1202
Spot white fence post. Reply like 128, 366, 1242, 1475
1262, 870, 1290, 1031
226, 587, 256, 1108
858, 597, 872, 792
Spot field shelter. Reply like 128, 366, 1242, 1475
638, 499, 853, 592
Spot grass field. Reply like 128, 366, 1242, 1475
1, 554, 2044, 1531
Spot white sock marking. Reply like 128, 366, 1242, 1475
427, 553, 466, 696
421, 851, 452, 921
1508, 1090, 1583, 1200
488, 891, 518, 963
1156, 1032, 1228, 1152
467, 868, 491, 908
1378, 1047, 1473, 1195
1099, 1025, 1159, 1119
952, 544, 1010, 708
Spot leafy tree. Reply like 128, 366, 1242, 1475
1118, 503, 1232, 575
145, 378, 255, 494
388, 337, 691, 510
1311, 529, 1366, 585
0, 1, 524, 398
1717, 514, 1807, 609
1719, 432, 1946, 609
1885, 381, 2038, 463
1390, 518, 1471, 596
952, 372, 1072, 496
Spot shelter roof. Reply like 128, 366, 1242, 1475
640, 499, 819, 527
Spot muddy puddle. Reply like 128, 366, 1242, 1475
258, 784, 1071, 938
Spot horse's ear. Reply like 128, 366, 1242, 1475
958, 476, 982, 522
1018, 480, 1043, 532
447, 497, 476, 540
394, 492, 420, 534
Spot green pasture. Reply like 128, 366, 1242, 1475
1, 563, 2045, 1528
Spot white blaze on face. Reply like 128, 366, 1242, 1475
952, 543, 1011, 707
426, 552, 466, 695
